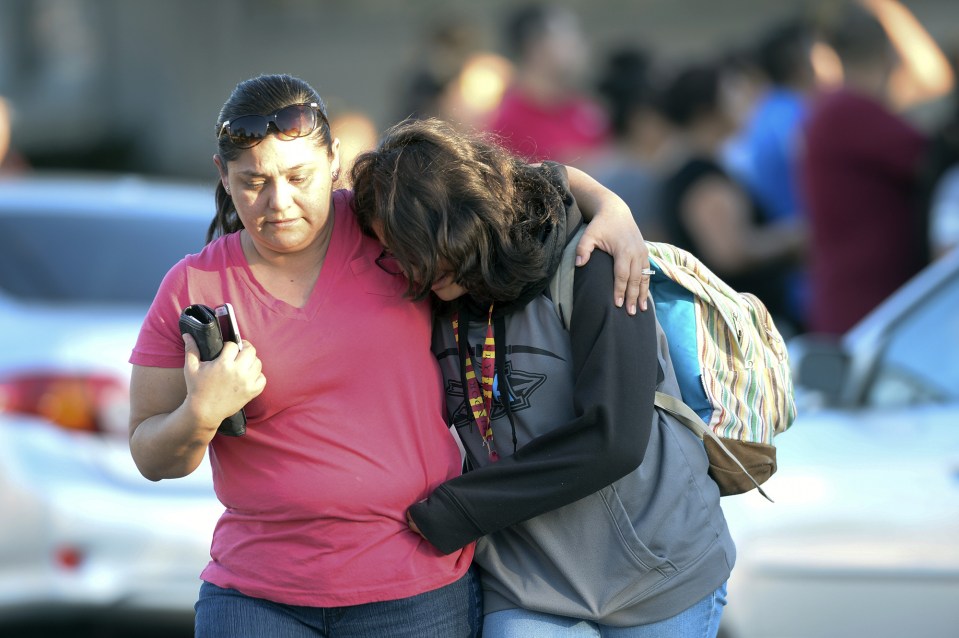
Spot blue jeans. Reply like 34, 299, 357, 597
194, 566, 483, 638
482, 582, 727, 638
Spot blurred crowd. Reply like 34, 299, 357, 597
3, 0, 957, 341
364, 0, 959, 339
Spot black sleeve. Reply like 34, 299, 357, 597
409, 250, 660, 554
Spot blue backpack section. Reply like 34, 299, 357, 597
648, 261, 712, 425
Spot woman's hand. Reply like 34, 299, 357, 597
565, 165, 651, 313
182, 334, 266, 428
129, 337, 265, 482
577, 215, 650, 314
407, 509, 426, 539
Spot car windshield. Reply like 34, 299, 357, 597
865, 270, 959, 406
0, 212, 209, 303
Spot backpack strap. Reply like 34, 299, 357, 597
653, 391, 772, 501
548, 225, 584, 330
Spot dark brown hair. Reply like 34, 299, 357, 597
350, 118, 564, 302
208, 74, 333, 243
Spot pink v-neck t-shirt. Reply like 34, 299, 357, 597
130, 190, 472, 607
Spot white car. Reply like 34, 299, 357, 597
0, 173, 223, 631
720, 247, 959, 638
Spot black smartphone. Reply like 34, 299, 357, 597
215, 303, 242, 350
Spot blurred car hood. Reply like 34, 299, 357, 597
0, 300, 147, 379
0, 414, 215, 497
721, 403, 959, 576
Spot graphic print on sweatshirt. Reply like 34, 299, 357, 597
434, 342, 566, 431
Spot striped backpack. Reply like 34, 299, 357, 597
549, 227, 797, 500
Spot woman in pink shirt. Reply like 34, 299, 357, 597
128, 74, 649, 638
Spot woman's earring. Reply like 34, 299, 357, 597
332, 169, 340, 180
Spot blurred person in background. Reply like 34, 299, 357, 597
393, 17, 514, 134
0, 96, 30, 173
330, 109, 378, 189
722, 17, 818, 331
919, 47, 959, 259
486, 3, 609, 165
718, 47, 772, 179
0, 97, 12, 170
860, 0, 955, 115
927, 162, 959, 258
801, 1, 928, 335
728, 18, 817, 225
658, 61, 807, 336
393, 18, 482, 123
591, 45, 673, 242
351, 116, 733, 638
128, 73, 652, 638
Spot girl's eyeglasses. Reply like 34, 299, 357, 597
376, 249, 458, 290
375, 249, 404, 276
218, 103, 326, 149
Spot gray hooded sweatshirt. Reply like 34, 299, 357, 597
408, 164, 735, 626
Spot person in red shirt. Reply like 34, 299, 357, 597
486, 3, 609, 165
801, 4, 928, 335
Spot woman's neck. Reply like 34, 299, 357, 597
241, 215, 335, 308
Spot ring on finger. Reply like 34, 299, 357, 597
641, 268, 656, 277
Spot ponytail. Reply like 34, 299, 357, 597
206, 181, 244, 243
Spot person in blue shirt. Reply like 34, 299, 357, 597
723, 18, 816, 331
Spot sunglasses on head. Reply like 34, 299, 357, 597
218, 102, 326, 148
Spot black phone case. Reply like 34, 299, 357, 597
178, 304, 247, 437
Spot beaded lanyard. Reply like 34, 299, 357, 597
452, 304, 499, 462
